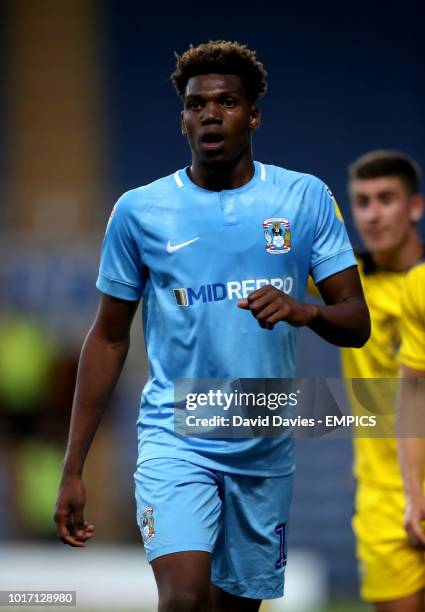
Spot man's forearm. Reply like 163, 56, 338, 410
307, 297, 370, 348
62, 327, 130, 477
397, 375, 425, 498
399, 437, 425, 498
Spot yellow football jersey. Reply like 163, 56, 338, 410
399, 262, 425, 371
342, 254, 411, 488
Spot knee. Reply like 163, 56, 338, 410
158, 590, 206, 612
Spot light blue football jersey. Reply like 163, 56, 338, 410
96, 161, 356, 476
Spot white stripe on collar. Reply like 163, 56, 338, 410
173, 170, 184, 188
259, 162, 266, 181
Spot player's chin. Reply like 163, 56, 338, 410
196, 144, 228, 160
361, 232, 393, 251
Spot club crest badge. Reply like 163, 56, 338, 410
263, 218, 291, 254
141, 506, 155, 545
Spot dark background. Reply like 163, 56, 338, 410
1, 0, 424, 606
104, 0, 425, 247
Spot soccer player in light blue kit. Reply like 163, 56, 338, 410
55, 41, 371, 611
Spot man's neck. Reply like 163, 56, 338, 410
188, 153, 255, 191
371, 231, 423, 272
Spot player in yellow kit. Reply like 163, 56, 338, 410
345, 151, 424, 611
398, 262, 425, 374
397, 263, 425, 553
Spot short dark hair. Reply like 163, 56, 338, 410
348, 150, 422, 194
170, 40, 268, 104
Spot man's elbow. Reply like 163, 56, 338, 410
351, 304, 371, 348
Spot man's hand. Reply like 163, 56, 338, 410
404, 493, 425, 548
54, 475, 94, 547
238, 269, 370, 347
238, 285, 318, 330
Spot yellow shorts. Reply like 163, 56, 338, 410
353, 481, 425, 602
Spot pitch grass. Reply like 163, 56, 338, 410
327, 604, 368, 612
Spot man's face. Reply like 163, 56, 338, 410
350, 176, 422, 253
181, 73, 260, 164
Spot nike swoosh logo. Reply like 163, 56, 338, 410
166, 237, 199, 253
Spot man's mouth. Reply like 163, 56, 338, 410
366, 227, 386, 237
200, 133, 225, 150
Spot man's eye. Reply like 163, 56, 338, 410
355, 199, 369, 208
188, 100, 201, 109
380, 195, 395, 205
223, 98, 236, 107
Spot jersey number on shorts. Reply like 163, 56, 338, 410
275, 522, 287, 569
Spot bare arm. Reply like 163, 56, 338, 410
238, 267, 370, 348
54, 293, 139, 546
397, 365, 425, 548
310, 267, 370, 347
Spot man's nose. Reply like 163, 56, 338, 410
365, 201, 382, 222
201, 101, 222, 124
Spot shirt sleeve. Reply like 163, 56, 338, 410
309, 180, 357, 284
399, 266, 425, 371
96, 191, 146, 301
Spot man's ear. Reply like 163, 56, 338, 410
409, 194, 425, 223
249, 106, 261, 132
181, 110, 187, 136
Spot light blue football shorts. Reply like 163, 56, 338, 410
134, 457, 294, 600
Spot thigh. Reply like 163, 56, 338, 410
152, 550, 211, 612
134, 458, 222, 562
211, 471, 294, 601
373, 591, 425, 612
209, 583, 261, 612
353, 482, 425, 603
